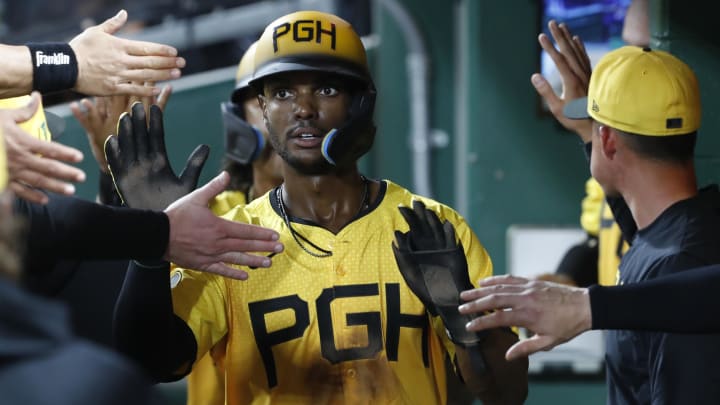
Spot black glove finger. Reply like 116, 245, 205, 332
116, 112, 136, 163
417, 202, 446, 247
393, 230, 409, 250
178, 144, 210, 190
411, 200, 434, 239
130, 102, 149, 159
442, 220, 458, 250
398, 205, 424, 250
103, 136, 126, 203
148, 104, 169, 159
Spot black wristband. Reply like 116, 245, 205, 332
26, 42, 78, 93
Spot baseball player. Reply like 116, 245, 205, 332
112, 10, 527, 405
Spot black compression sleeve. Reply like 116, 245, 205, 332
113, 260, 197, 382
589, 264, 720, 333
582, 142, 637, 244
16, 194, 169, 275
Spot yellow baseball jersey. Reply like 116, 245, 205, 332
186, 190, 247, 405
582, 178, 627, 286
597, 201, 628, 286
171, 180, 492, 405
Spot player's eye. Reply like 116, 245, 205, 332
273, 89, 292, 100
317, 86, 339, 97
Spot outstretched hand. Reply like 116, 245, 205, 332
71, 84, 172, 172
458, 275, 592, 361
2, 92, 85, 204
105, 102, 207, 211
532, 20, 593, 142
164, 171, 283, 279
393, 200, 484, 348
69, 10, 185, 97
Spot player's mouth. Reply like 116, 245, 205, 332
289, 126, 325, 148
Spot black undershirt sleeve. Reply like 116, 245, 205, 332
589, 264, 720, 333
113, 260, 197, 382
15, 193, 169, 276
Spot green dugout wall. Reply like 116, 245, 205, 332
47, 1, 719, 403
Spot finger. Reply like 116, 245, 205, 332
9, 181, 48, 204
116, 111, 136, 162
104, 135, 122, 175
120, 68, 182, 84
14, 151, 86, 184
506, 335, 558, 361
553, 22, 586, 83
530, 73, 563, 118
178, 144, 210, 189
8, 92, 41, 123
123, 39, 179, 57
574, 35, 592, 74
416, 201, 446, 244
411, 200, 434, 237
24, 136, 84, 165
219, 219, 281, 242
398, 205, 423, 237
113, 83, 161, 98
539, 31, 574, 85
190, 172, 230, 205
146, 104, 168, 156
459, 285, 528, 303
214, 238, 284, 255
12, 167, 78, 196
98, 9, 128, 35
155, 85, 173, 111
130, 102, 148, 158
200, 262, 249, 281
216, 251, 273, 269
125, 55, 184, 70
70, 101, 90, 127
464, 305, 527, 331
477, 274, 530, 288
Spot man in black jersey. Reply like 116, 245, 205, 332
462, 32, 720, 405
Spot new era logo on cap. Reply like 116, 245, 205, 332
592, 100, 600, 113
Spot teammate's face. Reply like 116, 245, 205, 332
259, 71, 351, 175
243, 96, 283, 182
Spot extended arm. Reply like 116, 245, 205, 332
114, 260, 197, 381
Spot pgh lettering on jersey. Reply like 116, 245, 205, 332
170, 181, 493, 405
35, 51, 71, 67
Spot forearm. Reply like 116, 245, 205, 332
0, 45, 33, 97
456, 328, 528, 405
113, 260, 197, 381
590, 264, 720, 333
16, 194, 169, 275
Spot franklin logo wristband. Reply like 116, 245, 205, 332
26, 43, 78, 93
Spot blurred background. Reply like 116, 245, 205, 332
6, 0, 719, 403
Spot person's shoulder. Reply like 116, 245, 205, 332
382, 179, 467, 226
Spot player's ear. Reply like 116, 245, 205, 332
599, 125, 618, 160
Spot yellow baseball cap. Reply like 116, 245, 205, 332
564, 46, 701, 136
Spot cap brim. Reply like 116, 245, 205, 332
45, 111, 65, 140
563, 97, 590, 120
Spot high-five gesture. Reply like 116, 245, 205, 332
104, 102, 208, 211
532, 20, 593, 142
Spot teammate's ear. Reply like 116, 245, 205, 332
599, 125, 617, 160
257, 94, 267, 117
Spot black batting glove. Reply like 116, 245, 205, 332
392, 200, 487, 348
104, 102, 209, 211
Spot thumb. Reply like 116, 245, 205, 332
505, 335, 556, 362
11, 92, 41, 124
99, 9, 127, 34
179, 144, 210, 190
191, 171, 229, 205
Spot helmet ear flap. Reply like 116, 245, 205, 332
221, 102, 265, 165
320, 90, 376, 168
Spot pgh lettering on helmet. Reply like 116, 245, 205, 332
272, 19, 337, 53
252, 11, 376, 169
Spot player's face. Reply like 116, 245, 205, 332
259, 71, 351, 175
